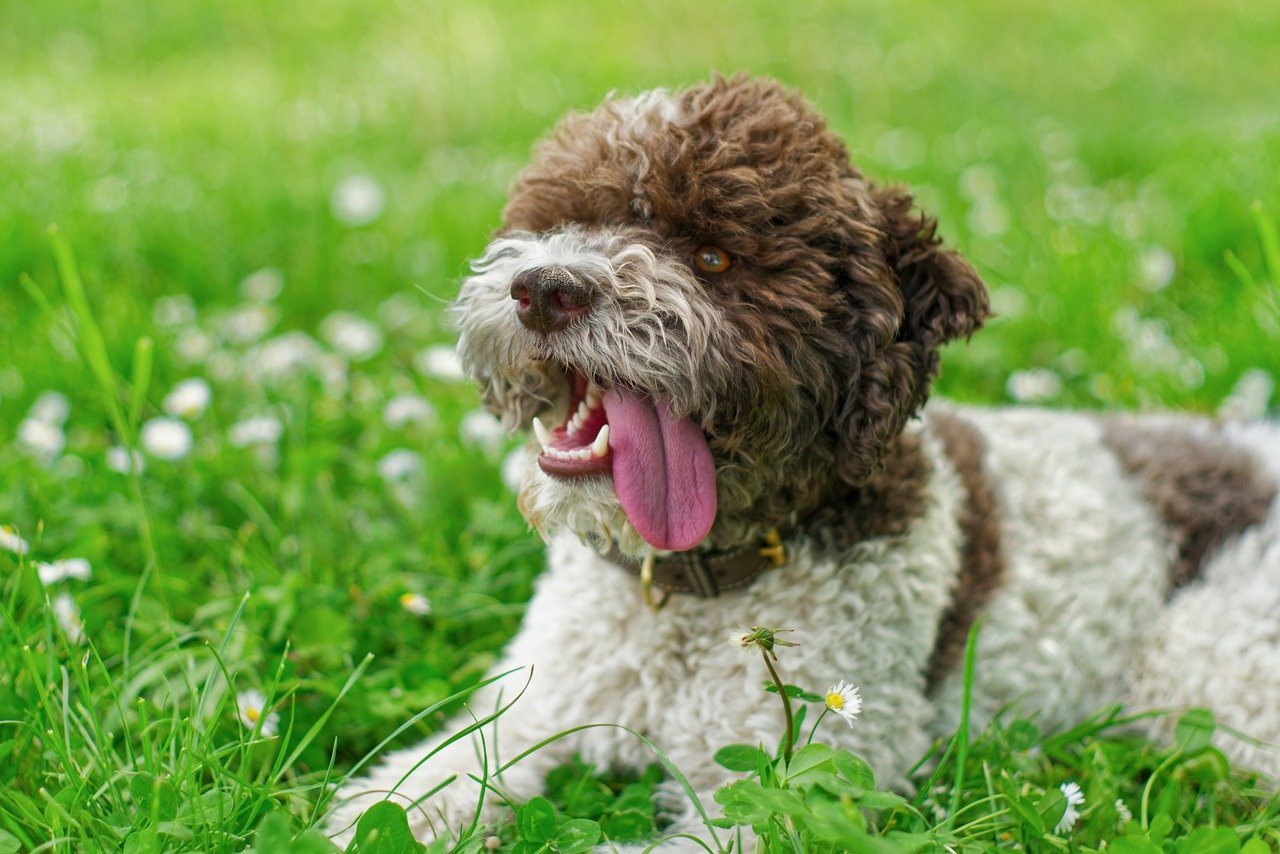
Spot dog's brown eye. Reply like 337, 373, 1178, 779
694, 245, 732, 274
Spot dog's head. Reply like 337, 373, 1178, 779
454, 75, 988, 556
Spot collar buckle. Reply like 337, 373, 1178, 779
758, 527, 787, 567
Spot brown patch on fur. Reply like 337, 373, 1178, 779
925, 410, 1006, 690
491, 75, 990, 548
1100, 419, 1277, 592
807, 431, 932, 550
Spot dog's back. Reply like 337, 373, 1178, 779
926, 403, 1280, 773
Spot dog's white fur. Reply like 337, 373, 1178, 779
329, 407, 1280, 848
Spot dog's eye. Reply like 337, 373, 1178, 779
694, 245, 732, 274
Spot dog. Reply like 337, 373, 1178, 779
328, 75, 1280, 848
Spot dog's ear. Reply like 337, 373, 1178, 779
834, 184, 989, 484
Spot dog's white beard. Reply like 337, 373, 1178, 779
514, 445, 651, 557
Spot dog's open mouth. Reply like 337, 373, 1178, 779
532, 370, 717, 551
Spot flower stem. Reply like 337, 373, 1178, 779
761, 651, 794, 764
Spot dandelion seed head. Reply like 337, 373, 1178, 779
731, 626, 798, 654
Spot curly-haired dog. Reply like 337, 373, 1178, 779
329, 75, 1280, 846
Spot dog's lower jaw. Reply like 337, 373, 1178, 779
516, 452, 654, 556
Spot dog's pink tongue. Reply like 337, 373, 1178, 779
602, 388, 716, 551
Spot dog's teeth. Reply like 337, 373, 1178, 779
586, 386, 601, 408
591, 424, 610, 457
576, 400, 590, 420
532, 416, 552, 450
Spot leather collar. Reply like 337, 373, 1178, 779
604, 527, 792, 600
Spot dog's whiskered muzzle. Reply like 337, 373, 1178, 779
510, 265, 595, 336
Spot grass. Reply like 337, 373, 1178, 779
1, 0, 1279, 850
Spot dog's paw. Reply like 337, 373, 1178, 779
324, 775, 505, 847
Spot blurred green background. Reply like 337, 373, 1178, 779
3, 0, 1279, 406
1, 0, 1279, 847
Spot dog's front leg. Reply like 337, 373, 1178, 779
324, 665, 577, 847
327, 545, 642, 846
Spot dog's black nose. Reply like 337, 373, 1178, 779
510, 266, 593, 335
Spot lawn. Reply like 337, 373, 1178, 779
1, 0, 1279, 850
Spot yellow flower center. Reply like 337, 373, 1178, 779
826, 692, 844, 710
245, 707, 261, 723
398, 593, 415, 606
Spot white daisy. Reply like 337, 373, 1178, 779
377, 448, 423, 482
1006, 368, 1063, 403
501, 446, 533, 493
1, 525, 30, 555
228, 415, 283, 448
239, 267, 284, 303
398, 592, 432, 615
235, 689, 279, 736
37, 558, 92, 585
1056, 781, 1086, 834
378, 292, 432, 334
1219, 368, 1275, 421
414, 345, 466, 382
316, 353, 349, 398
331, 174, 386, 226
220, 304, 278, 344
18, 418, 65, 461
241, 331, 324, 384
173, 329, 215, 365
162, 378, 212, 420
29, 391, 71, 426
320, 312, 384, 361
152, 294, 197, 328
1137, 245, 1176, 292
51, 592, 85, 644
140, 417, 194, 460
459, 409, 504, 453
1114, 798, 1132, 826
824, 680, 862, 727
106, 446, 146, 475
382, 394, 437, 429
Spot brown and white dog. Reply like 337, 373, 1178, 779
329, 75, 1280, 848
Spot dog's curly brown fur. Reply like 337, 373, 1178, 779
468, 74, 989, 548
